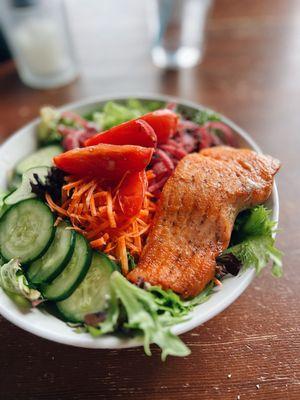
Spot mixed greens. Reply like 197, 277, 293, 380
0, 99, 282, 359
87, 99, 164, 130
225, 206, 282, 277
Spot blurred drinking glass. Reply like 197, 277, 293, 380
149, 0, 212, 69
0, 0, 78, 89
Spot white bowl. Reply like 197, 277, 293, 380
0, 94, 279, 349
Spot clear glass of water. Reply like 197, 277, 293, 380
149, 0, 212, 69
0, 0, 78, 89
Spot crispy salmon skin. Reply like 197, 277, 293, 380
128, 146, 280, 298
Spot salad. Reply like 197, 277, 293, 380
0, 99, 282, 360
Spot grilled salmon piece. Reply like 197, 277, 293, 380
128, 146, 280, 298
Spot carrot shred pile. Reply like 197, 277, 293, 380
45, 175, 157, 275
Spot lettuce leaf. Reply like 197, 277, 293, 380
37, 107, 63, 145
148, 282, 213, 317
0, 190, 9, 218
37, 107, 81, 146
0, 190, 8, 208
87, 272, 214, 359
92, 100, 163, 130
176, 105, 221, 125
87, 271, 194, 360
224, 206, 283, 277
38, 100, 164, 145
193, 110, 221, 125
0, 259, 41, 301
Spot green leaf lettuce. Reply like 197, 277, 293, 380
225, 206, 283, 277
0, 259, 41, 301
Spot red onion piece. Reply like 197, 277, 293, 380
61, 111, 90, 128
148, 174, 170, 194
155, 148, 174, 171
59, 125, 98, 150
199, 126, 213, 149
160, 144, 187, 159
204, 121, 237, 147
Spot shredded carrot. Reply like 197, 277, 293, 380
46, 193, 69, 216
118, 236, 128, 274
126, 241, 140, 253
136, 217, 147, 227
63, 179, 83, 191
77, 203, 83, 216
93, 192, 108, 199
129, 224, 150, 238
139, 209, 149, 218
90, 195, 97, 217
85, 183, 97, 209
103, 233, 109, 241
213, 277, 222, 286
106, 191, 117, 228
90, 233, 109, 249
74, 180, 95, 199
90, 238, 105, 248
104, 242, 117, 253
46, 175, 157, 274
146, 169, 156, 180
54, 216, 63, 227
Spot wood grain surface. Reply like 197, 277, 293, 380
0, 1, 299, 399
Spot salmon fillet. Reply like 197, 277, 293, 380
128, 146, 280, 298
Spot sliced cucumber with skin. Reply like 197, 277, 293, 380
15, 145, 62, 175
0, 199, 55, 263
5, 166, 50, 206
41, 233, 92, 301
57, 252, 117, 323
27, 222, 76, 285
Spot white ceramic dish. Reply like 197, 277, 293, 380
0, 94, 279, 349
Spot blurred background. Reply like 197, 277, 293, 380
1, 0, 300, 145
0, 1, 300, 399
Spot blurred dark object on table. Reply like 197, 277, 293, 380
0, 28, 11, 63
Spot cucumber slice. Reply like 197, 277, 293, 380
15, 145, 62, 175
0, 199, 55, 263
42, 233, 92, 301
57, 252, 116, 323
5, 167, 49, 206
27, 222, 76, 285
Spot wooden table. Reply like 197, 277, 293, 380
0, 1, 299, 399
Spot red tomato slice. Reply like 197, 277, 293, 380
117, 171, 147, 217
84, 119, 157, 148
54, 144, 153, 182
84, 109, 178, 147
141, 109, 178, 144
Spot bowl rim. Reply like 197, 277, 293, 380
0, 93, 279, 348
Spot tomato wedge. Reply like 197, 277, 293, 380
141, 109, 178, 144
84, 109, 178, 147
117, 171, 147, 217
54, 144, 153, 182
84, 119, 157, 148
